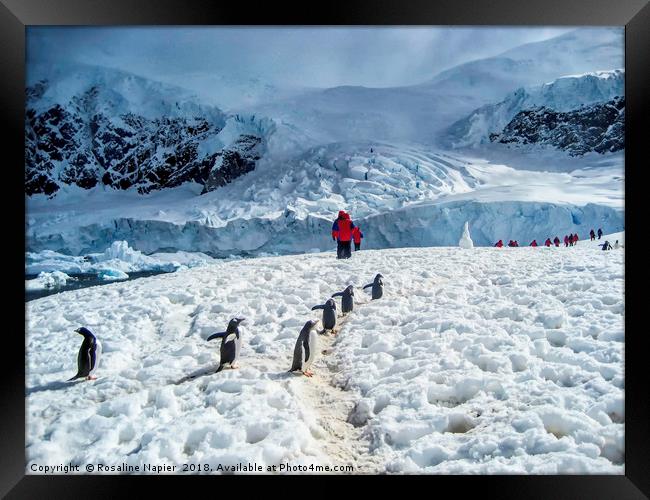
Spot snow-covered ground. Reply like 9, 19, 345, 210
26, 235, 624, 474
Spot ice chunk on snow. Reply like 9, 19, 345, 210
25, 271, 75, 290
98, 268, 129, 281
458, 221, 474, 249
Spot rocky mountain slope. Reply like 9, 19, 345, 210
490, 97, 624, 156
25, 64, 268, 196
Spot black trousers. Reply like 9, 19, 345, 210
337, 240, 352, 258
354, 242, 360, 251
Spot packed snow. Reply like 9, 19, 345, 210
26, 237, 624, 474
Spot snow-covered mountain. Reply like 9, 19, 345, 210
25, 28, 624, 258
25, 64, 276, 196
242, 29, 623, 147
491, 97, 624, 156
26, 141, 624, 256
446, 69, 624, 148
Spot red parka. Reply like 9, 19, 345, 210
530, 240, 538, 247
332, 211, 355, 241
495, 240, 503, 248
352, 226, 363, 244
545, 238, 552, 247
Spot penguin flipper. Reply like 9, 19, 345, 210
331, 292, 343, 298
207, 331, 227, 341
311, 305, 324, 311
302, 337, 310, 369
363, 283, 372, 289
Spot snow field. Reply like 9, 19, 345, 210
26, 242, 623, 473
329, 245, 624, 473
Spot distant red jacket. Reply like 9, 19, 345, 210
564, 235, 569, 245
573, 234, 579, 242
495, 240, 503, 248
545, 238, 552, 247
352, 226, 363, 244
553, 237, 560, 247
332, 211, 355, 241
530, 240, 538, 247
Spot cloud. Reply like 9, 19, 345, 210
27, 26, 583, 89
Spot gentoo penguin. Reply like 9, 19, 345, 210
68, 327, 102, 381
289, 319, 320, 377
363, 273, 384, 300
332, 285, 354, 314
311, 298, 337, 332
207, 318, 245, 372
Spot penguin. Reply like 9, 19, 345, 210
289, 319, 320, 377
363, 273, 384, 299
68, 327, 102, 381
331, 285, 354, 314
311, 298, 337, 332
207, 318, 245, 372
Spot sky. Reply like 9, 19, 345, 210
27, 26, 576, 92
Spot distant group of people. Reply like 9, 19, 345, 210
332, 210, 363, 259
494, 227, 618, 250
590, 228, 604, 241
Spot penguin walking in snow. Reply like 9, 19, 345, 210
207, 318, 245, 372
363, 273, 384, 300
68, 327, 102, 381
311, 298, 337, 333
289, 319, 320, 377
331, 285, 354, 314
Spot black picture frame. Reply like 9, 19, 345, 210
3, 0, 647, 496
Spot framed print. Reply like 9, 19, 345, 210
2, 0, 648, 496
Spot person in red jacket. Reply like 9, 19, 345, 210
553, 236, 560, 247
530, 239, 538, 247
331, 210, 355, 259
544, 238, 552, 247
352, 226, 363, 251
495, 240, 503, 248
573, 233, 579, 245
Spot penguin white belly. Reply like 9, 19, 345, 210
89, 340, 102, 376
223, 334, 238, 367
234, 328, 243, 365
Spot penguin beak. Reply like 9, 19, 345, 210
74, 328, 81, 334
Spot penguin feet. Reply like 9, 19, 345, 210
86, 376, 97, 381
303, 370, 314, 377
230, 364, 239, 369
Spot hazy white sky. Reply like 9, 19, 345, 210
27, 26, 579, 91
